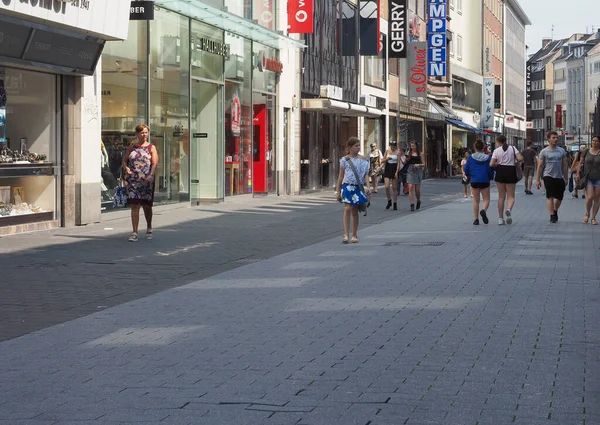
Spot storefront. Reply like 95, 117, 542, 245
101, 3, 299, 209
0, 0, 130, 234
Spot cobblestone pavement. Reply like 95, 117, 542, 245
1, 183, 599, 425
0, 180, 460, 342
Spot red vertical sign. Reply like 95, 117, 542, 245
288, 0, 314, 34
556, 104, 563, 129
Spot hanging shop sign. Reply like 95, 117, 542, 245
409, 13, 420, 41
408, 41, 427, 98
253, 0, 274, 30
525, 64, 531, 108
257, 51, 283, 73
388, 0, 407, 58
288, 0, 314, 34
427, 0, 447, 77
555, 104, 563, 129
482, 77, 495, 129
130, 1, 154, 20
359, 0, 380, 56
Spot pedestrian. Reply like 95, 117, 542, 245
381, 141, 400, 210
572, 145, 588, 199
522, 140, 537, 194
464, 139, 494, 225
123, 124, 158, 242
535, 131, 568, 223
441, 149, 449, 178
490, 135, 523, 225
397, 146, 410, 196
405, 141, 425, 211
335, 137, 371, 244
368, 142, 383, 194
576, 135, 600, 224
460, 150, 472, 198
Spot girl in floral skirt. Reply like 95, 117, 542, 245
335, 137, 371, 244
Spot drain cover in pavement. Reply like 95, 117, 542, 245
383, 242, 445, 247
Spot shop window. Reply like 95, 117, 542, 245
0, 68, 58, 226
224, 37, 252, 196
101, 20, 148, 211
149, 9, 191, 204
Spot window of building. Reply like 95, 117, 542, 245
532, 99, 545, 110
364, 33, 387, 90
449, 0, 454, 9
457, 0, 462, 13
531, 80, 545, 91
545, 94, 552, 109
457, 35, 463, 61
450, 36, 454, 57
453, 79, 466, 106
533, 119, 544, 129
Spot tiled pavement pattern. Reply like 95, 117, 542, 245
1, 185, 600, 424
0, 180, 460, 342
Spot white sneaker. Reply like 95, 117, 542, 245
505, 209, 512, 225
498, 218, 505, 225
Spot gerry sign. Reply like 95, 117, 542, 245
388, 0, 407, 58
427, 0, 446, 77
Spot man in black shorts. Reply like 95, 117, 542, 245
536, 131, 568, 223
522, 141, 537, 194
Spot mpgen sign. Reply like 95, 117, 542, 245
388, 0, 407, 58
288, 0, 314, 34
427, 0, 447, 77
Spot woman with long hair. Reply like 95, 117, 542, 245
405, 141, 425, 211
460, 150, 472, 198
368, 142, 383, 193
335, 137, 371, 243
464, 140, 494, 225
490, 135, 523, 225
381, 141, 400, 210
123, 124, 159, 241
577, 135, 600, 224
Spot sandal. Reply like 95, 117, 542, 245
145, 230, 153, 240
350, 236, 358, 243
592, 218, 598, 225
128, 233, 138, 242
584, 214, 590, 224
342, 235, 349, 244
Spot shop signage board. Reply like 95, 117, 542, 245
408, 41, 427, 98
494, 84, 501, 109
556, 104, 563, 128
525, 64, 531, 108
0, 0, 130, 41
254, 0, 274, 30
427, 0, 446, 77
257, 51, 283, 73
482, 77, 495, 129
359, 0, 380, 55
287, 0, 314, 34
130, 1, 154, 20
388, 0, 407, 58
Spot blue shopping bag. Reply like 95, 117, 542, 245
112, 180, 128, 208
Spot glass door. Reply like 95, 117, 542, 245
190, 79, 224, 202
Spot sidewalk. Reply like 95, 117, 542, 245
1, 185, 599, 425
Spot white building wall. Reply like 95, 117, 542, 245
586, 47, 600, 137
448, 0, 482, 76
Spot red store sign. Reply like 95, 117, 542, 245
258, 51, 283, 73
555, 104, 563, 129
287, 0, 314, 34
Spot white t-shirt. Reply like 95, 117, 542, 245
492, 146, 519, 166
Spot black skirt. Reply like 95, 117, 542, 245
495, 165, 518, 184
383, 162, 397, 179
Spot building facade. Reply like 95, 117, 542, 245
483, 0, 504, 135
0, 0, 130, 235
100, 0, 304, 212
586, 42, 600, 138
502, 0, 530, 148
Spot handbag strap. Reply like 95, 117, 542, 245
512, 146, 519, 165
345, 156, 365, 193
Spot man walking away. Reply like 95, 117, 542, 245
522, 141, 537, 194
536, 131, 568, 223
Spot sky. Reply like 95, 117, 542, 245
521, 0, 600, 55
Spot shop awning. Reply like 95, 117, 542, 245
445, 118, 485, 134
155, 0, 305, 50
301, 99, 384, 117
428, 99, 460, 120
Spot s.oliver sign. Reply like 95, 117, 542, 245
408, 41, 427, 98
288, 0, 314, 34
388, 0, 407, 58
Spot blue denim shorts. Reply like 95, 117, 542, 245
588, 179, 600, 188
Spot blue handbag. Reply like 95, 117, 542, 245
112, 175, 128, 208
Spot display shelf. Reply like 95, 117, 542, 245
0, 211, 54, 226
0, 163, 56, 177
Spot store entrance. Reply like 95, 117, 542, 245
190, 79, 223, 202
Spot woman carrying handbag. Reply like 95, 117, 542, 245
577, 135, 600, 224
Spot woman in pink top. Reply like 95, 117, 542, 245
490, 135, 523, 225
